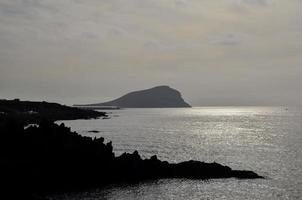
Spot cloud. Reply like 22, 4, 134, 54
1, 0, 302, 105
209, 34, 243, 46
174, 0, 188, 7
237, 0, 274, 6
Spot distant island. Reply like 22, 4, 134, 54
75, 86, 191, 108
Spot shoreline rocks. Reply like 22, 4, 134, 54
0, 99, 106, 125
0, 120, 263, 198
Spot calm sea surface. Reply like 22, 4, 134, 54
53, 107, 302, 199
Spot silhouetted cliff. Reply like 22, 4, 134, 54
0, 120, 262, 198
0, 99, 106, 125
81, 86, 191, 108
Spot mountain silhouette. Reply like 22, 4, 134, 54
82, 86, 191, 108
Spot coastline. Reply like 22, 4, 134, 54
0, 99, 107, 125
0, 101, 264, 199
0, 119, 263, 199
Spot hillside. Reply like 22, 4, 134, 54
82, 86, 191, 108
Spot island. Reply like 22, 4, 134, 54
76, 85, 191, 108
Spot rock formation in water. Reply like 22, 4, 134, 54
0, 120, 263, 199
80, 86, 191, 108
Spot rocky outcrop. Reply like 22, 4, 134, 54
0, 99, 106, 125
0, 120, 262, 198
81, 86, 191, 108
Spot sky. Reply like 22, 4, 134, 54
1, 0, 302, 106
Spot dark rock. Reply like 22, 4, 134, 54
0, 99, 106, 125
0, 120, 263, 198
88, 130, 100, 133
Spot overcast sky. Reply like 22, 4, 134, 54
1, 0, 302, 106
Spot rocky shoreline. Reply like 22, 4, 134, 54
0, 119, 263, 199
0, 99, 106, 125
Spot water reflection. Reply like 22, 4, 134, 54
55, 107, 302, 199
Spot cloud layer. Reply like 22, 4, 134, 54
1, 0, 302, 105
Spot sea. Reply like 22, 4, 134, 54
52, 107, 302, 200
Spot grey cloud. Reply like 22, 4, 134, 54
209, 34, 243, 45
107, 28, 124, 37
0, 0, 59, 20
1, 0, 302, 106
143, 41, 160, 50
174, 0, 188, 7
238, 0, 274, 6
80, 32, 99, 40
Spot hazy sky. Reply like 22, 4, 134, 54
1, 0, 302, 106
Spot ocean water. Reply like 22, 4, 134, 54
53, 107, 302, 200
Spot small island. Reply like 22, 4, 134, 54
76, 86, 191, 108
